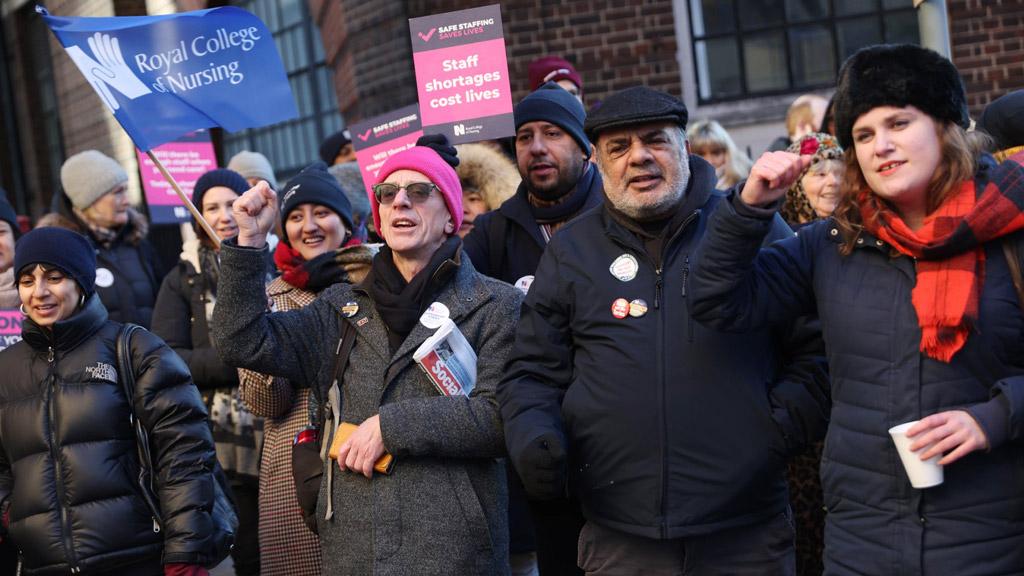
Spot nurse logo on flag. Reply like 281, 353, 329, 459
38, 5, 297, 151
65, 33, 152, 112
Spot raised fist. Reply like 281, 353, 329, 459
232, 180, 278, 247
739, 151, 813, 208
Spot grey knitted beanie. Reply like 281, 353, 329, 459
60, 150, 129, 210
227, 150, 278, 190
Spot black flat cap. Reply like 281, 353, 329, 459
584, 87, 688, 140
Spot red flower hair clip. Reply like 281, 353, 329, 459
800, 138, 820, 156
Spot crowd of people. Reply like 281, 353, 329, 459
0, 43, 1022, 576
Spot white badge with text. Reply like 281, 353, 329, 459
609, 254, 639, 282
514, 275, 535, 295
95, 267, 115, 288
420, 301, 451, 329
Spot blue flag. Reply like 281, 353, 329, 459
38, 5, 297, 151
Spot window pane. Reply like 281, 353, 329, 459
695, 38, 742, 100
739, 0, 784, 29
884, 10, 919, 44
837, 16, 882, 60
280, 0, 302, 27
743, 32, 788, 92
690, 0, 735, 36
836, 0, 877, 16
789, 25, 835, 87
786, 0, 828, 23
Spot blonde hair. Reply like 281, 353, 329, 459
687, 120, 752, 189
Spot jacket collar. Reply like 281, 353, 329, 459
602, 154, 716, 250
499, 163, 604, 247
22, 293, 108, 353
329, 253, 493, 373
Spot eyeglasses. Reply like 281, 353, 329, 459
372, 182, 439, 205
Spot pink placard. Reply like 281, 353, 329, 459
135, 131, 218, 224
0, 309, 23, 351
410, 5, 514, 144
349, 105, 424, 203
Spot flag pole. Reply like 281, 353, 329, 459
145, 150, 220, 249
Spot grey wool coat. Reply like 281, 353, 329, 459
212, 240, 522, 576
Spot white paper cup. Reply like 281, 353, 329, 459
889, 421, 944, 489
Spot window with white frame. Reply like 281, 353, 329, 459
688, 0, 919, 104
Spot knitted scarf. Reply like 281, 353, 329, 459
858, 156, 1024, 362
365, 236, 461, 352
273, 238, 368, 293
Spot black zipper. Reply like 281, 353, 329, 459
45, 346, 80, 572
682, 254, 694, 342
608, 209, 700, 538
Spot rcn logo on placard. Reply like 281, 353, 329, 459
65, 32, 151, 113
453, 124, 466, 136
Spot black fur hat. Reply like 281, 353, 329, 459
833, 44, 969, 149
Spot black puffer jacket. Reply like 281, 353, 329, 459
688, 159, 1024, 574
500, 156, 829, 539
0, 295, 219, 575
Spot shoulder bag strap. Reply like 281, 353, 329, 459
116, 323, 163, 529
321, 320, 357, 522
1003, 235, 1024, 313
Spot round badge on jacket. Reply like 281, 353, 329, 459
611, 298, 630, 319
95, 267, 114, 288
342, 301, 359, 318
514, 275, 535, 295
609, 254, 639, 282
420, 302, 450, 329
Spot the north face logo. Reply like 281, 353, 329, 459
85, 362, 118, 383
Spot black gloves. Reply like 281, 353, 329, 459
514, 432, 567, 500
416, 133, 459, 167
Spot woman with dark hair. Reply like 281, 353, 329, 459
0, 227, 218, 575
212, 146, 521, 574
689, 44, 1024, 574
151, 168, 264, 576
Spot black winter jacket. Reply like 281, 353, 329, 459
499, 156, 829, 539
39, 194, 165, 328
464, 164, 604, 285
688, 162, 1024, 574
0, 295, 219, 575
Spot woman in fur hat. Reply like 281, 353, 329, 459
454, 143, 519, 238
689, 44, 1024, 575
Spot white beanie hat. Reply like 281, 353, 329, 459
227, 150, 277, 190
60, 150, 129, 210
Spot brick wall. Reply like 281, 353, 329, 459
949, 0, 1024, 116
313, 0, 682, 121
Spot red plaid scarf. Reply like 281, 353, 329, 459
859, 156, 1024, 362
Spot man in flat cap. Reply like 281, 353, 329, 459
498, 87, 828, 574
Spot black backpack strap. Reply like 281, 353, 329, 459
1003, 233, 1024, 312
116, 323, 163, 529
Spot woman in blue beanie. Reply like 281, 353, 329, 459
0, 226, 220, 576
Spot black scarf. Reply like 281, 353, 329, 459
525, 163, 597, 224
198, 243, 220, 296
366, 236, 462, 352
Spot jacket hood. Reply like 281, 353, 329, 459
454, 143, 520, 210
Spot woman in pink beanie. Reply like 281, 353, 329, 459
212, 144, 524, 573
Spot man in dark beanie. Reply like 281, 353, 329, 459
499, 86, 827, 574
319, 129, 356, 166
463, 81, 604, 576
